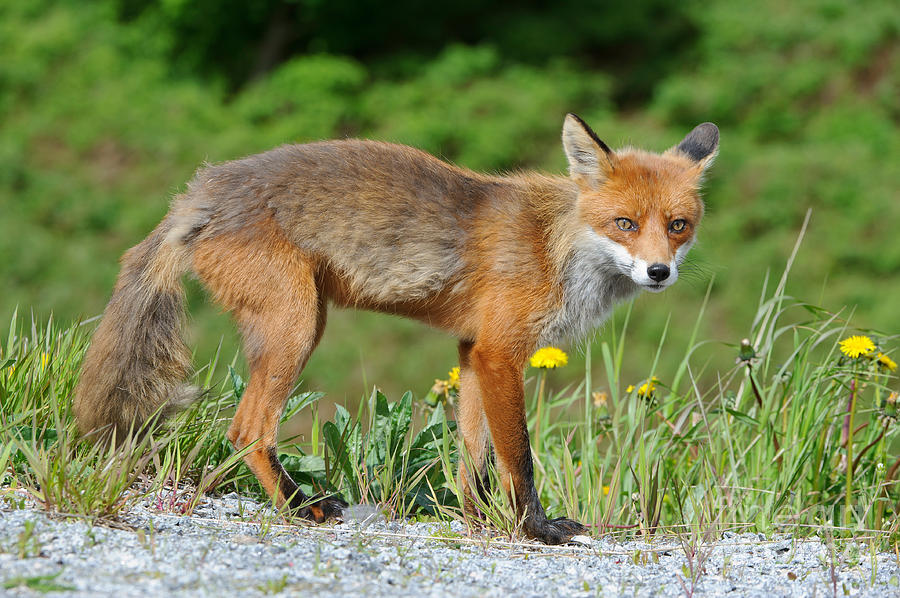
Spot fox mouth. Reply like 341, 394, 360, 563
643, 283, 667, 293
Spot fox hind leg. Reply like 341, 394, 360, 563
229, 295, 344, 522
193, 224, 344, 522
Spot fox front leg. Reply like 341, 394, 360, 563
469, 342, 585, 544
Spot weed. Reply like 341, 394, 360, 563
16, 520, 40, 559
2, 572, 74, 593
258, 574, 289, 594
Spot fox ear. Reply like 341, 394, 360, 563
673, 122, 719, 170
562, 113, 615, 190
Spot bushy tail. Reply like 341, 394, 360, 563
73, 222, 196, 441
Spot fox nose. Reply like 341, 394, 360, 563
647, 263, 670, 282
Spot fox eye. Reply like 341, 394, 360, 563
615, 218, 636, 231
669, 219, 687, 233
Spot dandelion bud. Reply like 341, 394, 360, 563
737, 338, 756, 363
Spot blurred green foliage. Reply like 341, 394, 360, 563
1, 0, 897, 401
113, 0, 693, 101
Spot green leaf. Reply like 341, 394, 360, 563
322, 421, 354, 485
724, 408, 759, 427
368, 390, 392, 464
373, 390, 391, 435
427, 401, 447, 428
333, 404, 352, 433
228, 366, 246, 400
388, 391, 413, 451
281, 391, 324, 422
3, 572, 74, 592
12, 426, 57, 447
280, 454, 326, 474
410, 419, 455, 454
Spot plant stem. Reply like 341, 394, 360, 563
844, 377, 857, 529
535, 372, 547, 451
852, 422, 887, 475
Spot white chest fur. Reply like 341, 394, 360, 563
538, 229, 639, 347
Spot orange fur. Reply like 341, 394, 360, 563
578, 151, 705, 265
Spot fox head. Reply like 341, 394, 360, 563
562, 114, 718, 293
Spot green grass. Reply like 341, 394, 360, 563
1, 240, 898, 548
2, 0, 899, 403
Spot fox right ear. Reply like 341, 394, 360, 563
562, 113, 615, 190
674, 122, 719, 170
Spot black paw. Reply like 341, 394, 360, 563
524, 515, 587, 545
294, 494, 347, 523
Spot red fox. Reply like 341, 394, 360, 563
73, 114, 717, 544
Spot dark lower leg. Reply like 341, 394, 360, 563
473, 345, 585, 544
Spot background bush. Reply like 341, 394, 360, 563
1, 0, 897, 404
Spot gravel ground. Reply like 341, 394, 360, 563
2, 490, 899, 597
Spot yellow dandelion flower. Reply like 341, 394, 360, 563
41, 352, 50, 372
839, 335, 875, 359
447, 366, 460, 391
627, 377, 658, 398
529, 347, 568, 369
637, 377, 658, 398
427, 365, 462, 405
602, 485, 610, 496
875, 353, 897, 372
